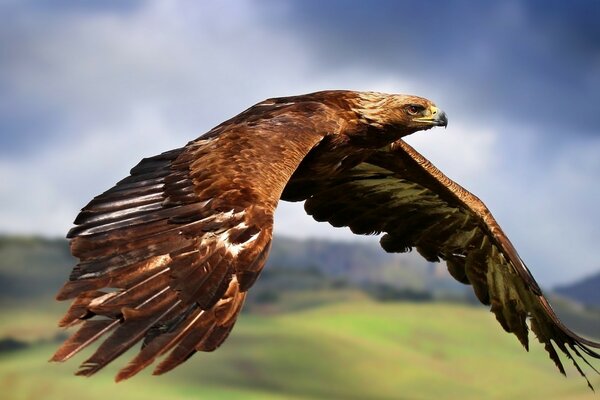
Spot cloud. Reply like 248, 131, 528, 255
0, 1, 314, 155
0, 105, 177, 235
0, 0, 598, 286
275, 0, 600, 137
490, 134, 600, 283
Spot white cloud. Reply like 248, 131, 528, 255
404, 121, 499, 185
497, 137, 600, 284
0, 105, 178, 235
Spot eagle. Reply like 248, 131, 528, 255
52, 90, 600, 387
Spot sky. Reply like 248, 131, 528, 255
0, 0, 599, 287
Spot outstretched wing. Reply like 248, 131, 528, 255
301, 139, 600, 388
52, 100, 335, 380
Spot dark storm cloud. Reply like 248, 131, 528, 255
266, 0, 600, 138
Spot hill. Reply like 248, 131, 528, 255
0, 236, 74, 302
1, 301, 598, 400
267, 236, 468, 298
0, 234, 467, 304
1, 234, 599, 398
0, 234, 597, 326
555, 271, 600, 309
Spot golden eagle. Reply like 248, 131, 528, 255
52, 90, 600, 387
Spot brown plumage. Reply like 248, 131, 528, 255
52, 90, 600, 387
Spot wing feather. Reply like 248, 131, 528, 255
54, 100, 333, 379
301, 139, 600, 386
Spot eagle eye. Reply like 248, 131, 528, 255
406, 104, 425, 116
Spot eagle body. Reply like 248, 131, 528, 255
52, 90, 599, 387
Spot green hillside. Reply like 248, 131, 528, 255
1, 235, 598, 399
1, 301, 598, 400
0, 236, 73, 302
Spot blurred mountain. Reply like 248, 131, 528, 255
554, 271, 600, 309
548, 294, 600, 340
0, 236, 74, 302
266, 236, 468, 298
0, 234, 469, 304
0, 234, 598, 347
2, 234, 598, 312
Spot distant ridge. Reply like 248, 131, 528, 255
5, 234, 599, 306
0, 234, 462, 301
555, 271, 600, 309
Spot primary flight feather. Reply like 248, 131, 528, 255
52, 90, 600, 387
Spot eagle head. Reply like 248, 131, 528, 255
354, 92, 448, 137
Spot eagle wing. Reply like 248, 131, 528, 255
52, 101, 334, 380
301, 139, 600, 388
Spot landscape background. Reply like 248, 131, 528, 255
1, 1, 599, 399
1, 235, 599, 399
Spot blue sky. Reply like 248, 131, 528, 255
0, 0, 599, 286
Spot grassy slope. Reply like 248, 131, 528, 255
1, 301, 598, 400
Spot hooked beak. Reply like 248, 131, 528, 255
413, 106, 448, 128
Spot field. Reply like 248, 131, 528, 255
1, 300, 598, 400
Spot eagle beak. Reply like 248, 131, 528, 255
414, 106, 448, 128
433, 107, 448, 128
